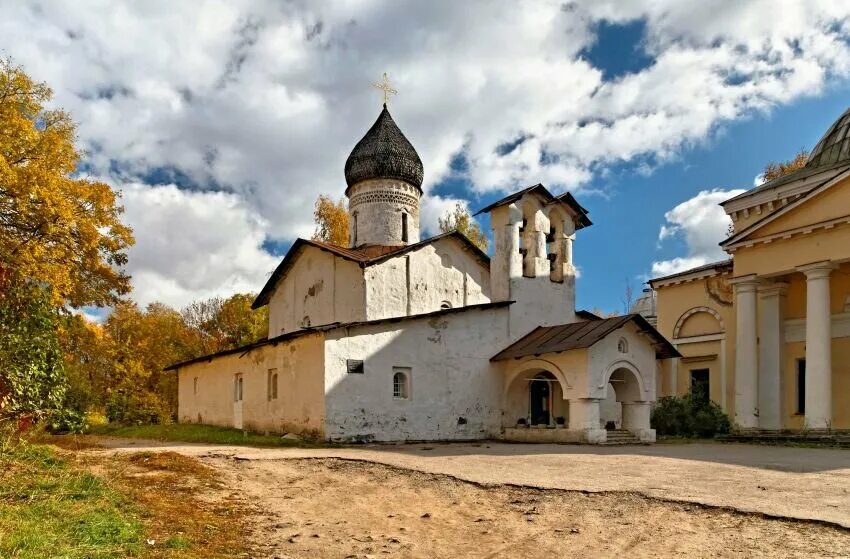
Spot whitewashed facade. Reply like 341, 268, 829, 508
172, 105, 678, 444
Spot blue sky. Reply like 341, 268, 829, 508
4, 1, 850, 314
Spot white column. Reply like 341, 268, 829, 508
798, 262, 835, 430
622, 402, 655, 442
568, 398, 606, 443
731, 275, 759, 429
758, 282, 787, 430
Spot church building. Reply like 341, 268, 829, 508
168, 102, 678, 444
650, 108, 850, 432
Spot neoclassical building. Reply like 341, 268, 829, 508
168, 103, 678, 443
650, 108, 850, 431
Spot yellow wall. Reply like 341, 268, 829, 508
653, 276, 735, 410
176, 333, 326, 436
755, 176, 850, 237
734, 223, 850, 277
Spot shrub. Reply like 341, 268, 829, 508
651, 394, 731, 438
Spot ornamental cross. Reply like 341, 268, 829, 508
372, 72, 397, 105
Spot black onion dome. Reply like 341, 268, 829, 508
344, 104, 424, 193
806, 107, 850, 169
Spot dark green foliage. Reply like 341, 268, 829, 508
0, 278, 69, 423
651, 393, 731, 438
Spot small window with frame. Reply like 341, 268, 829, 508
393, 368, 411, 400
234, 374, 243, 402
267, 368, 278, 401
347, 359, 364, 374
193, 377, 198, 396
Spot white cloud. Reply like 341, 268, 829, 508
2, 1, 849, 305
419, 194, 471, 237
651, 188, 746, 277
119, 183, 279, 308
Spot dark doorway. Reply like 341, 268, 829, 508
529, 377, 551, 425
690, 369, 710, 403
796, 359, 806, 414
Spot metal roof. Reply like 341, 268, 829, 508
491, 314, 680, 361
473, 183, 592, 230
165, 301, 513, 371
344, 104, 423, 194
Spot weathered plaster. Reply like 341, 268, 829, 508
323, 306, 511, 442
177, 333, 326, 436
364, 237, 490, 320
267, 246, 367, 336
348, 178, 420, 247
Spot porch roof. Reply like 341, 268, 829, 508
490, 314, 680, 361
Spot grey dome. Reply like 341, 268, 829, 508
344, 104, 423, 194
806, 107, 850, 169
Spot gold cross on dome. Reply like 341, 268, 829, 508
372, 72, 397, 105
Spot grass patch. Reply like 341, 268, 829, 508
0, 435, 253, 558
0, 440, 143, 558
88, 422, 321, 448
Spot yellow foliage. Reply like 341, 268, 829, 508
0, 59, 134, 308
312, 194, 349, 246
762, 149, 808, 183
438, 202, 489, 252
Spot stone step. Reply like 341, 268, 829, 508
717, 432, 850, 448
601, 430, 644, 445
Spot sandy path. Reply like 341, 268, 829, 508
93, 439, 850, 529
201, 457, 850, 558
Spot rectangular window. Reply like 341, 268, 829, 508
690, 369, 710, 403
193, 377, 198, 396
347, 359, 364, 374
401, 213, 409, 242
267, 368, 278, 401
234, 374, 243, 402
796, 359, 806, 414
393, 367, 411, 400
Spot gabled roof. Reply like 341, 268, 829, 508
473, 183, 592, 230
166, 300, 513, 371
721, 166, 850, 249
648, 258, 733, 287
490, 314, 680, 361
252, 231, 490, 309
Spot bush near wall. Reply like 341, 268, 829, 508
651, 394, 731, 438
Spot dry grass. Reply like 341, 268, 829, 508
89, 450, 253, 558
1, 434, 255, 558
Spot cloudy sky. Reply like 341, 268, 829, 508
3, 1, 850, 314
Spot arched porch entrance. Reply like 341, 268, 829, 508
600, 365, 653, 440
504, 368, 569, 428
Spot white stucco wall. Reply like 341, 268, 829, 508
587, 323, 657, 403
176, 333, 326, 436
487, 192, 577, 341
364, 237, 491, 320
322, 306, 510, 442
348, 178, 420, 247
267, 246, 366, 337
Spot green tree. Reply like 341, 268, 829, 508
0, 275, 68, 422
438, 202, 488, 252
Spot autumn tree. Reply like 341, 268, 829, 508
182, 293, 268, 355
0, 59, 134, 308
438, 202, 488, 252
312, 194, 349, 246
761, 149, 808, 183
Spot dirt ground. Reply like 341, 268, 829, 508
79, 438, 850, 557
210, 456, 850, 558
